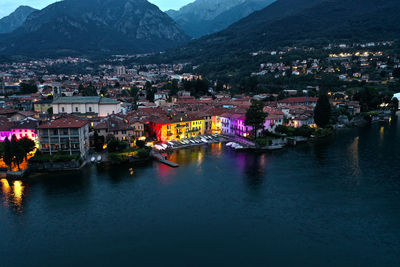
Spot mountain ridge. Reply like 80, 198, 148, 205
166, 0, 275, 38
164, 0, 400, 66
0, 0, 189, 56
0, 6, 37, 34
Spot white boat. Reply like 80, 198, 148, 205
226, 142, 233, 147
168, 141, 174, 146
154, 145, 163, 150
161, 144, 168, 149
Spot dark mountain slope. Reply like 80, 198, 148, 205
0, 0, 188, 56
0, 6, 37, 34
166, 0, 400, 64
167, 0, 275, 38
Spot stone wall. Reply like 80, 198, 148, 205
29, 160, 82, 172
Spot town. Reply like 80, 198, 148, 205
0, 41, 399, 176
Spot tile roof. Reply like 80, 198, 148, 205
279, 97, 319, 104
37, 116, 88, 129
53, 96, 119, 104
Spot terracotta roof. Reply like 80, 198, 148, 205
279, 97, 318, 104
0, 117, 13, 131
37, 116, 88, 129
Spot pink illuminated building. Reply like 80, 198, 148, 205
0, 117, 39, 143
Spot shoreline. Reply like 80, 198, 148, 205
4, 116, 392, 178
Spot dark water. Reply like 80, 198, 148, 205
1, 118, 400, 267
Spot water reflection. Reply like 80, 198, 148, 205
1, 179, 26, 213
234, 151, 267, 191
348, 136, 361, 180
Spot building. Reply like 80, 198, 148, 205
94, 115, 133, 142
52, 96, 121, 117
148, 113, 205, 142
278, 97, 319, 107
0, 117, 39, 143
263, 107, 284, 132
37, 116, 90, 157
34, 99, 53, 115
220, 113, 252, 137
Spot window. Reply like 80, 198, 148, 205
75, 107, 79, 112
53, 129, 58, 135
89, 107, 92, 112
63, 129, 68, 135
61, 107, 65, 112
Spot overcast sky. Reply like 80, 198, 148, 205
0, 0, 193, 19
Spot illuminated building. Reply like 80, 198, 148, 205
37, 116, 90, 157
0, 117, 39, 143
148, 113, 205, 142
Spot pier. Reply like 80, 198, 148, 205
150, 151, 179, 168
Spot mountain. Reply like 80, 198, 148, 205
0, 6, 37, 34
166, 0, 275, 38
0, 0, 189, 56
164, 0, 400, 76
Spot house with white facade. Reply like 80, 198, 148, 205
52, 96, 121, 117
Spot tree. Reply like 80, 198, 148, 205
130, 86, 139, 97
10, 135, 25, 170
136, 140, 145, 148
314, 92, 331, 128
19, 137, 36, 159
79, 84, 97, 96
107, 138, 127, 153
3, 138, 12, 171
393, 68, 400, 78
20, 82, 38, 94
93, 131, 104, 152
390, 98, 399, 114
245, 100, 267, 139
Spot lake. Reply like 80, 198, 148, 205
1, 117, 400, 266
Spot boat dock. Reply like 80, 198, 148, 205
150, 151, 179, 168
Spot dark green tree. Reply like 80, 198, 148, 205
2, 138, 12, 170
19, 137, 36, 160
390, 98, 399, 114
20, 82, 38, 94
393, 68, 400, 78
314, 92, 331, 128
245, 100, 267, 139
93, 131, 104, 152
10, 135, 25, 170
130, 86, 139, 97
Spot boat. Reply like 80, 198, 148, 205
161, 144, 168, 149
265, 144, 284, 151
226, 142, 233, 147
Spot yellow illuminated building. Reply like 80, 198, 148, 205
150, 116, 205, 142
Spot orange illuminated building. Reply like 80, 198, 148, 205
148, 113, 205, 142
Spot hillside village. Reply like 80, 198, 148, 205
0, 40, 399, 173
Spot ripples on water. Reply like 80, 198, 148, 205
1, 119, 400, 266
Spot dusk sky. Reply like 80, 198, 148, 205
0, 0, 193, 19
